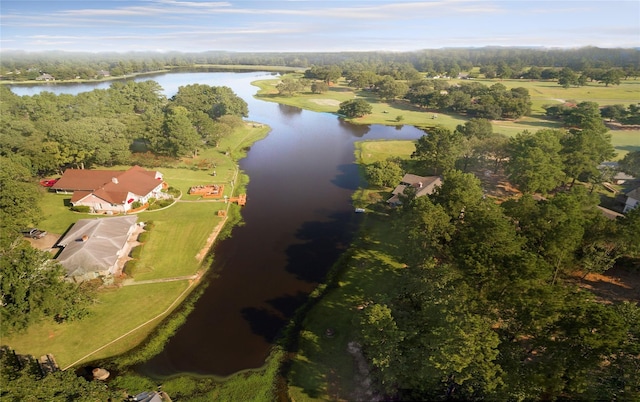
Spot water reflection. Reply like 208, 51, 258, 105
278, 103, 303, 116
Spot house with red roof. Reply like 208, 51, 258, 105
51, 166, 164, 214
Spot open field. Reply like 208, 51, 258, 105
255, 75, 640, 158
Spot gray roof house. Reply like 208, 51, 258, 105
56, 216, 138, 282
387, 174, 442, 206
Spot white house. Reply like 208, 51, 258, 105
623, 187, 640, 213
51, 166, 164, 213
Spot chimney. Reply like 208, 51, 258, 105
418, 182, 423, 188
112, 177, 118, 184
81, 235, 89, 242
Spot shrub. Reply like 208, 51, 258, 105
123, 260, 137, 276
166, 187, 181, 197
130, 245, 143, 259
70, 205, 91, 213
131, 201, 142, 209
137, 231, 150, 242
143, 221, 155, 230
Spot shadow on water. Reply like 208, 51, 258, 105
284, 211, 355, 284
241, 292, 309, 343
332, 163, 362, 191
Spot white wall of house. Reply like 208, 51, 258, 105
624, 197, 639, 213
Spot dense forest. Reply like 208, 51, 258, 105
360, 160, 640, 400
1, 48, 640, 400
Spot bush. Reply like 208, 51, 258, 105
144, 221, 155, 230
137, 231, 150, 242
130, 245, 143, 259
158, 199, 174, 208
131, 201, 142, 209
123, 260, 137, 276
166, 187, 181, 197
70, 205, 91, 213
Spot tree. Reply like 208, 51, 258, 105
558, 67, 580, 88
162, 106, 200, 157
505, 129, 565, 194
560, 129, 616, 187
375, 76, 409, 101
170, 84, 247, 119
563, 101, 607, 132
600, 104, 627, 122
455, 118, 493, 140
276, 77, 306, 96
0, 239, 93, 335
338, 99, 372, 118
598, 69, 624, 86
619, 150, 640, 177
364, 158, 403, 187
359, 303, 404, 393
0, 157, 42, 239
310, 81, 329, 94
1, 349, 121, 401
431, 169, 484, 220
411, 126, 461, 175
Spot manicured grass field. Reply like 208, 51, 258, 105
255, 75, 640, 158
2, 281, 190, 368
135, 203, 223, 280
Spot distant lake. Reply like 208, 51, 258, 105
9, 72, 424, 376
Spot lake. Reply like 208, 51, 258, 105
9, 72, 424, 376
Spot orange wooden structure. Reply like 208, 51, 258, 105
188, 184, 225, 199
229, 194, 247, 206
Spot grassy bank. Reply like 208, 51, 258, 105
285, 140, 412, 401
3, 122, 270, 368
255, 74, 640, 157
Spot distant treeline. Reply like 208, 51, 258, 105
1, 47, 639, 81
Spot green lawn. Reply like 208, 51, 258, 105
135, 202, 223, 280
2, 281, 190, 368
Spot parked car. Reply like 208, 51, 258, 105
21, 228, 47, 239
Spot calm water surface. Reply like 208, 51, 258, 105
10, 73, 424, 376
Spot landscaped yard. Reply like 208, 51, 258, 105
7, 122, 270, 370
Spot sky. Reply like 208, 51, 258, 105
1, 0, 639, 53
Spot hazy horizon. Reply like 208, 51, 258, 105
2, 1, 639, 53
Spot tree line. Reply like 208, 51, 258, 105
2, 47, 639, 82
0, 82, 247, 176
